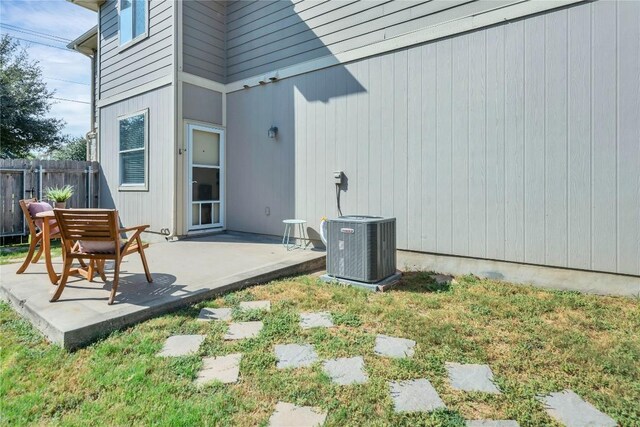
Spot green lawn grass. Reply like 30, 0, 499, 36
1, 274, 638, 426
0, 241, 62, 265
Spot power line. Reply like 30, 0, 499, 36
1, 34, 70, 52
0, 23, 72, 43
52, 97, 90, 105
45, 76, 90, 86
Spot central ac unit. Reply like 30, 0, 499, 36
326, 216, 396, 284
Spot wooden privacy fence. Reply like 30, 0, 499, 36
0, 159, 100, 237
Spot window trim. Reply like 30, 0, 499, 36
117, 0, 149, 51
118, 109, 149, 192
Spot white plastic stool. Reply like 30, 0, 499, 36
282, 219, 307, 250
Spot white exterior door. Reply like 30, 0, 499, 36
187, 124, 224, 230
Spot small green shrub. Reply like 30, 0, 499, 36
45, 185, 74, 202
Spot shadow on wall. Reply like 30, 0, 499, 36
226, 0, 367, 240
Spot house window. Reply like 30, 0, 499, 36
118, 110, 148, 190
119, 0, 147, 46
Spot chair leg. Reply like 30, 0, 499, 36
16, 236, 41, 274
86, 260, 95, 282
137, 238, 153, 283
50, 256, 74, 302
108, 261, 121, 305
96, 260, 108, 282
32, 244, 44, 264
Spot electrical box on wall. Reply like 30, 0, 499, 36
333, 171, 344, 185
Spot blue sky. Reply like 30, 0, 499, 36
0, 0, 96, 138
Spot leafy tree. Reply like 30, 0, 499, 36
50, 136, 87, 161
0, 35, 66, 158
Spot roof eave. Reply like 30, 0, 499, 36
67, 0, 104, 12
67, 25, 98, 57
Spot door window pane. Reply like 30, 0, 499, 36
212, 203, 220, 224
192, 130, 220, 166
192, 167, 219, 201
201, 203, 213, 225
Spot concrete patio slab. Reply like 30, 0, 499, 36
239, 300, 271, 311
197, 307, 232, 322
538, 390, 617, 427
0, 232, 325, 349
275, 343, 318, 369
157, 334, 205, 357
224, 321, 263, 340
268, 402, 327, 427
300, 312, 334, 329
389, 378, 446, 413
195, 353, 242, 386
374, 334, 416, 358
322, 356, 368, 385
446, 362, 501, 394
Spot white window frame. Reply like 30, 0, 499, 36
118, 0, 149, 50
118, 109, 149, 191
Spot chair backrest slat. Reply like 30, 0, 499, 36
54, 209, 119, 242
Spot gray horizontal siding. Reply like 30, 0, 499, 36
99, 85, 174, 235
182, 0, 226, 83
99, 0, 173, 99
226, 0, 640, 276
225, 0, 519, 82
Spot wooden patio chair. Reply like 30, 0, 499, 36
16, 198, 60, 274
52, 209, 153, 304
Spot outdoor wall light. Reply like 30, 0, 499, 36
268, 126, 278, 139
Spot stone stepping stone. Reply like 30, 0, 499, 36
157, 334, 205, 357
239, 300, 271, 311
197, 307, 232, 322
275, 343, 318, 369
268, 402, 327, 427
374, 334, 416, 358
195, 353, 242, 386
431, 273, 456, 284
446, 362, 501, 394
538, 390, 617, 427
224, 321, 264, 340
300, 312, 334, 329
467, 421, 520, 427
322, 356, 368, 385
389, 379, 446, 413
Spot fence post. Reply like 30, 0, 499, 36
37, 164, 43, 200
85, 165, 92, 208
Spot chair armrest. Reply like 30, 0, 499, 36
119, 225, 149, 233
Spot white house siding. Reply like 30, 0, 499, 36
99, 0, 173, 99
182, 0, 227, 83
226, 0, 640, 276
225, 0, 521, 82
99, 85, 175, 237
